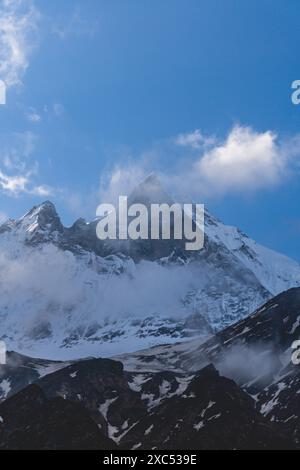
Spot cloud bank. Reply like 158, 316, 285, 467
0, 242, 200, 347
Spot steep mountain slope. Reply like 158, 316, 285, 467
257, 362, 300, 446
205, 211, 300, 295
120, 365, 291, 450
0, 175, 299, 358
0, 357, 293, 450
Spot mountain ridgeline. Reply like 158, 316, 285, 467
0, 175, 299, 358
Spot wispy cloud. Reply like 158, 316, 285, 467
0, 0, 40, 88
175, 129, 216, 150
98, 164, 148, 205
26, 107, 41, 123
52, 102, 64, 117
0, 170, 28, 194
0, 131, 54, 197
0, 169, 53, 197
2, 130, 37, 172
52, 6, 98, 40
29, 184, 53, 197
25, 102, 65, 123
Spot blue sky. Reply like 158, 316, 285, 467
1, 0, 300, 259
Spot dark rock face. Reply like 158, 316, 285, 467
0, 356, 295, 450
257, 363, 300, 447
0, 384, 116, 450
121, 365, 292, 450
217, 287, 300, 352
37, 358, 147, 441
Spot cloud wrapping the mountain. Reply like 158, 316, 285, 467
98, 164, 148, 205
0, 242, 200, 341
217, 342, 279, 386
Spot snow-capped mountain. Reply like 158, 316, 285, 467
204, 211, 300, 296
0, 174, 299, 359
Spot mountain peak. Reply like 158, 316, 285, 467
128, 173, 174, 206
39, 200, 56, 210
18, 200, 64, 235
143, 172, 162, 186
22, 200, 57, 217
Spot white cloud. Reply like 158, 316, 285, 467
0, 131, 54, 197
98, 164, 148, 205
194, 126, 285, 194
5, 123, 294, 211
0, 242, 201, 346
0, 170, 27, 193
96, 126, 300, 202
175, 129, 216, 149
25, 103, 64, 123
59, 163, 148, 220
0, 169, 53, 197
30, 184, 53, 197
26, 107, 41, 122
0, 0, 39, 88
